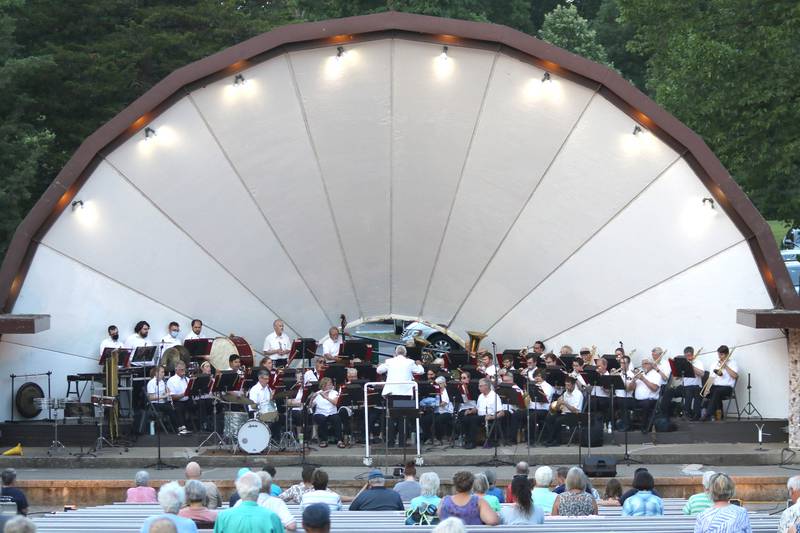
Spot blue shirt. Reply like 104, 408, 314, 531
694, 504, 752, 533
532, 486, 558, 514
409, 494, 441, 512
214, 500, 284, 533
140, 514, 198, 533
349, 487, 404, 511
486, 486, 505, 503
622, 490, 663, 516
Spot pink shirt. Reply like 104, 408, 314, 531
125, 486, 157, 503
178, 506, 218, 523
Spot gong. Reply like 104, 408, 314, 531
15, 382, 44, 418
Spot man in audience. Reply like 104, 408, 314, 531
262, 465, 282, 496
392, 462, 421, 501
620, 467, 661, 504
178, 480, 217, 525
779, 475, 800, 533
299, 470, 342, 511
214, 472, 283, 533
483, 470, 504, 504
149, 518, 178, 533
185, 462, 222, 509
254, 472, 296, 531
349, 470, 404, 511
552, 466, 569, 494
1, 468, 28, 515
139, 481, 198, 533
504, 462, 529, 503
279, 465, 315, 504
301, 503, 331, 533
3, 516, 37, 533
682, 470, 716, 516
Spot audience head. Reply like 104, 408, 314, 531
633, 470, 655, 491
134, 470, 150, 487
157, 481, 185, 515
515, 461, 529, 477
534, 466, 553, 488
148, 518, 177, 533
236, 472, 262, 502
787, 475, 800, 502
302, 464, 316, 484
395, 345, 407, 357
511, 476, 533, 516
3, 516, 37, 533
472, 473, 489, 495
312, 469, 330, 490
432, 517, 466, 533
556, 466, 569, 483
702, 470, 718, 491
419, 472, 440, 498
604, 478, 623, 499
236, 467, 251, 480
2, 467, 18, 485
258, 471, 273, 494
708, 473, 736, 502
403, 462, 416, 479
565, 467, 587, 491
367, 469, 385, 487
452, 471, 475, 494
184, 461, 201, 480
302, 503, 331, 533
483, 469, 496, 487
184, 479, 207, 505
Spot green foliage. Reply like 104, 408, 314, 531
538, 3, 610, 66
592, 0, 645, 89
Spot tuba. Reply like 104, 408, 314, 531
414, 337, 435, 364
465, 331, 487, 354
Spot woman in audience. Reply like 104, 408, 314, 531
531, 466, 557, 513
300, 469, 342, 512
409, 472, 442, 514
139, 481, 198, 533
598, 478, 623, 506
552, 467, 598, 516
694, 473, 751, 533
500, 477, 544, 525
126, 470, 158, 503
438, 471, 499, 526
472, 473, 501, 513
177, 480, 217, 525
683, 470, 716, 515
432, 517, 466, 533
622, 470, 663, 516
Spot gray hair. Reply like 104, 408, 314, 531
534, 466, 553, 487
395, 345, 407, 357
478, 378, 492, 390
708, 473, 736, 502
483, 470, 496, 486
472, 473, 489, 494
1, 468, 17, 486
565, 467, 587, 491
515, 461, 529, 476
420, 472, 440, 497
236, 471, 262, 501
148, 518, 177, 533
787, 475, 800, 493
652, 347, 664, 357
432, 517, 466, 533
157, 481, 186, 514
184, 479, 207, 504
258, 471, 273, 493
702, 470, 717, 491
3, 516, 37, 533
135, 470, 150, 487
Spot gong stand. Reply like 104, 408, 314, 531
10, 371, 52, 421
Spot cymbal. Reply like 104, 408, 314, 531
221, 393, 256, 406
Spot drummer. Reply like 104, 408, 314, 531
263, 319, 291, 366
184, 319, 204, 340
166, 361, 192, 436
248, 370, 274, 417
158, 322, 181, 362
321, 326, 343, 364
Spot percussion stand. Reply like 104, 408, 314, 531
92, 403, 117, 453
196, 395, 224, 452
46, 399, 67, 456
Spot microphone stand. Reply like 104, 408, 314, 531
478, 342, 513, 467
145, 376, 177, 470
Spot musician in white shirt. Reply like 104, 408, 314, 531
480, 353, 496, 378
311, 377, 344, 448
249, 370, 277, 431
166, 361, 192, 435
541, 376, 583, 447
146, 365, 178, 430
420, 375, 453, 445
184, 319, 203, 341
500, 372, 523, 445
528, 369, 554, 441
677, 346, 705, 420
614, 354, 636, 430
701, 345, 738, 422
651, 346, 675, 418
630, 358, 661, 432
590, 357, 612, 428
461, 378, 504, 449
125, 320, 151, 350
100, 325, 123, 354
376, 345, 423, 447
159, 321, 181, 359
263, 319, 291, 365
321, 327, 343, 364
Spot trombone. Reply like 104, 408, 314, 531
701, 347, 736, 398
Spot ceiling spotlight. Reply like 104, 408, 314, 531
542, 71, 551, 83
71, 200, 84, 211
440, 46, 449, 61
702, 197, 716, 209
632, 125, 643, 136
144, 126, 156, 139
233, 73, 245, 85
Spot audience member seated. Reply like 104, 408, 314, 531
185, 462, 222, 509
214, 472, 283, 533
349, 470, 404, 511
254, 472, 296, 531
531, 466, 557, 513
409, 472, 442, 514
683, 470, 717, 516
393, 463, 421, 501
552, 466, 569, 494
227, 468, 252, 507
552, 467, 598, 517
3, 516, 37, 533
438, 471, 499, 526
301, 503, 330, 533
694, 473, 750, 533
504, 462, 529, 503
300, 469, 342, 512
0, 468, 28, 515
622, 470, 663, 516
483, 470, 504, 504
262, 465, 282, 497
598, 478, 623, 507
432, 517, 466, 533
148, 518, 178, 533
500, 477, 544, 525
139, 481, 198, 533
620, 467, 661, 504
473, 473, 501, 513
177, 480, 217, 526
126, 470, 158, 504
779, 475, 800, 533
279, 465, 315, 505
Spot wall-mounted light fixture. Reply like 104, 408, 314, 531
336, 46, 345, 60
144, 126, 156, 140
702, 197, 716, 209
440, 46, 449, 61
233, 73, 245, 86
632, 125, 643, 136
542, 71, 551, 83
71, 200, 84, 211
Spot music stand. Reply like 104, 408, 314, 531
445, 350, 472, 371
212, 371, 239, 393
580, 368, 600, 455
559, 355, 578, 369
183, 339, 213, 357
100, 348, 131, 368
527, 383, 549, 450
341, 340, 370, 360
290, 338, 318, 368
131, 346, 157, 366
354, 363, 377, 382
603, 355, 621, 372
325, 365, 347, 386
545, 368, 566, 388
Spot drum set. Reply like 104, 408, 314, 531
219, 399, 279, 454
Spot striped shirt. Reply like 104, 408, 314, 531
683, 492, 713, 515
694, 504, 751, 533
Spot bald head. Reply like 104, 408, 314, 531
185, 461, 201, 480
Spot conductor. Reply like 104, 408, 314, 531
376, 345, 423, 448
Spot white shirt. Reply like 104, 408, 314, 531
125, 333, 150, 350
713, 357, 738, 387
159, 334, 181, 354
531, 380, 554, 411
300, 489, 342, 512
303, 369, 321, 387
100, 337, 123, 354
484, 365, 497, 378
560, 388, 583, 414
184, 331, 201, 341
146, 377, 168, 404
256, 494, 295, 528
476, 390, 499, 417
683, 358, 705, 387
263, 332, 291, 360
321, 337, 343, 360
614, 369, 635, 398
166, 374, 190, 402
634, 369, 661, 400
436, 388, 454, 414
591, 371, 610, 398
249, 381, 273, 412
458, 383, 476, 412
654, 357, 672, 384
313, 389, 339, 417
376, 355, 423, 397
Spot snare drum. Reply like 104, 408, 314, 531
223, 411, 249, 439
257, 400, 279, 423
237, 420, 271, 454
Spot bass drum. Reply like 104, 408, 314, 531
237, 420, 271, 454
15, 382, 44, 418
208, 336, 254, 371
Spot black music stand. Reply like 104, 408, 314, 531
144, 376, 177, 471
444, 350, 472, 371
527, 383, 549, 451
131, 346, 157, 366
213, 371, 239, 394
580, 368, 600, 454
354, 363, 377, 382
184, 339, 213, 357
610, 373, 641, 465
325, 365, 347, 387
341, 340, 370, 360
559, 355, 578, 369
417, 383, 438, 451
545, 368, 566, 389
603, 355, 621, 372
100, 348, 132, 368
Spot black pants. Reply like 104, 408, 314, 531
313, 413, 343, 443
705, 385, 733, 419
636, 399, 657, 431
591, 396, 612, 424
463, 414, 494, 446
614, 396, 636, 429
541, 412, 577, 444
527, 409, 548, 442
502, 410, 522, 444
420, 410, 453, 442
673, 385, 702, 419
173, 399, 192, 429
659, 386, 673, 417
151, 402, 177, 431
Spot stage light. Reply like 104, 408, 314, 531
440, 46, 449, 61
71, 200, 84, 211
542, 71, 551, 83
633, 125, 643, 136
434, 45, 454, 79
524, 71, 562, 103
233, 73, 245, 86
72, 199, 99, 227
144, 126, 156, 140
336, 46, 346, 62
702, 197, 716, 209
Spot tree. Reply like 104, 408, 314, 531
592, 0, 646, 90
538, 3, 611, 66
